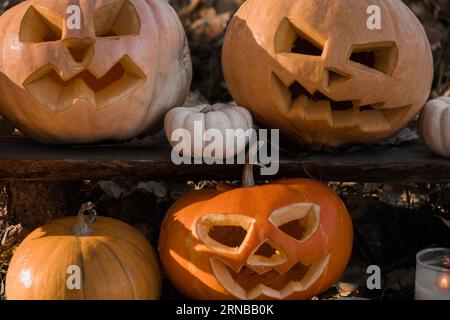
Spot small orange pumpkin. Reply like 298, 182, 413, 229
6, 203, 161, 300
159, 166, 353, 300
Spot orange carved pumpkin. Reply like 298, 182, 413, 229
6, 203, 161, 300
0, 0, 192, 144
159, 167, 353, 300
222, 0, 433, 148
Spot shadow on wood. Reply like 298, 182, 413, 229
6, 181, 82, 230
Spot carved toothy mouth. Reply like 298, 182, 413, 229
210, 253, 330, 300
23, 56, 146, 111
271, 73, 412, 132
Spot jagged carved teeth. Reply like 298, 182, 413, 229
271, 73, 411, 132
23, 56, 146, 111
210, 253, 330, 300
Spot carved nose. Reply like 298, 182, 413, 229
63, 38, 95, 65
325, 68, 351, 90
247, 240, 287, 268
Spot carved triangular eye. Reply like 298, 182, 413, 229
197, 214, 254, 254
291, 33, 323, 56
94, 0, 141, 37
269, 203, 320, 242
275, 18, 324, 57
349, 42, 398, 76
20, 6, 63, 43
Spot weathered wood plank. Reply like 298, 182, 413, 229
6, 181, 83, 230
0, 136, 448, 183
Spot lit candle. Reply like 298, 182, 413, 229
439, 275, 449, 291
415, 248, 450, 300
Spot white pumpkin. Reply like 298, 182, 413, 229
165, 103, 253, 160
419, 97, 450, 157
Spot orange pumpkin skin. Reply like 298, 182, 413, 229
6, 216, 161, 300
222, 0, 433, 148
159, 179, 353, 300
0, 0, 191, 144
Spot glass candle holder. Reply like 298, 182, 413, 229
415, 248, 450, 300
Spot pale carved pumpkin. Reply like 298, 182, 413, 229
222, 0, 433, 148
419, 97, 450, 158
0, 0, 192, 144
164, 103, 253, 160
6, 203, 161, 300
159, 166, 353, 300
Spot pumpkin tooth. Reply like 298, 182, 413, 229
24, 57, 146, 111
332, 109, 358, 128
210, 253, 331, 300
272, 71, 412, 133
247, 284, 281, 300
358, 109, 391, 132
72, 78, 96, 107
299, 253, 330, 289
25, 75, 62, 112
288, 95, 309, 120
271, 72, 293, 114
210, 257, 247, 300
305, 99, 332, 124
382, 105, 412, 125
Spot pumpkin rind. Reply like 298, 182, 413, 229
6, 216, 161, 300
159, 179, 353, 300
222, 0, 433, 148
0, 0, 192, 144
419, 97, 450, 158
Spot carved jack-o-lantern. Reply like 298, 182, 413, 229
0, 0, 192, 144
222, 0, 433, 148
159, 171, 353, 300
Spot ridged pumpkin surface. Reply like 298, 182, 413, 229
6, 216, 161, 300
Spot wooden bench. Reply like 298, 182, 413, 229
0, 135, 449, 229
0, 135, 449, 183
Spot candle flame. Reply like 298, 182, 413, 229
439, 276, 449, 290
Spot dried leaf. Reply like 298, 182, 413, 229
380, 128, 419, 147
99, 181, 126, 199
385, 268, 415, 292
137, 182, 168, 199
117, 136, 164, 148
183, 91, 209, 107
437, 216, 450, 230
338, 261, 367, 293
0, 223, 23, 249
380, 184, 429, 208
190, 12, 231, 43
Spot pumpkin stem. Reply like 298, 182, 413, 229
73, 202, 97, 236
242, 163, 255, 188
200, 105, 215, 113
